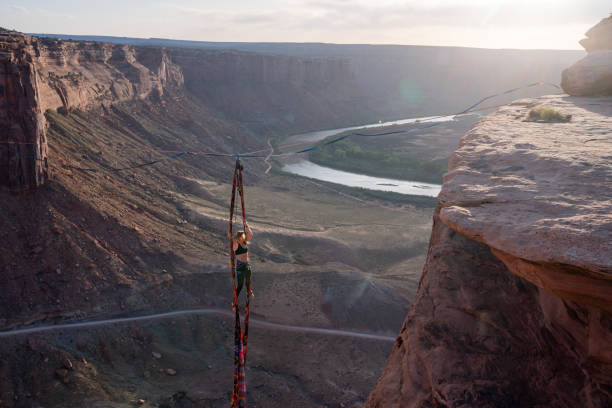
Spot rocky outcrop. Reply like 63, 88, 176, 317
562, 16, 612, 96
367, 96, 612, 407
580, 15, 612, 52
0, 30, 48, 191
0, 30, 186, 191
440, 96, 612, 311
561, 51, 612, 96
30, 37, 185, 112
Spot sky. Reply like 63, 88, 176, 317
1, 1, 609, 49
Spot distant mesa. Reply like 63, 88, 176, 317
562, 14, 612, 96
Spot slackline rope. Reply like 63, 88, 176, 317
0, 82, 561, 175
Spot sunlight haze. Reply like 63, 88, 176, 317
1, 0, 608, 49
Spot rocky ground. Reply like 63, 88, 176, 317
1, 314, 393, 408
440, 96, 612, 309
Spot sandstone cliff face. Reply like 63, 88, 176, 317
30, 37, 184, 113
0, 31, 48, 191
0, 31, 186, 190
367, 96, 612, 407
440, 97, 611, 311
0, 31, 366, 191
171, 48, 370, 135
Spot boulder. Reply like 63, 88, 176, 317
562, 15, 612, 96
561, 51, 612, 96
579, 15, 612, 52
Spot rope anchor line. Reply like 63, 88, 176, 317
0, 82, 561, 174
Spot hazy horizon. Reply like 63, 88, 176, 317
22, 32, 592, 52
1, 0, 609, 50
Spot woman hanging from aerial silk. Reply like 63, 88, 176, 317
229, 223, 254, 310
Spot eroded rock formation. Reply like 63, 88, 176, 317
562, 15, 612, 96
0, 30, 185, 191
580, 15, 612, 52
0, 30, 48, 191
367, 95, 612, 407
0, 30, 367, 191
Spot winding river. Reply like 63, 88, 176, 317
281, 115, 453, 197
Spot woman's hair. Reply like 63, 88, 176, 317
236, 231, 246, 240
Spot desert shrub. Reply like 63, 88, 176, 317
527, 107, 571, 122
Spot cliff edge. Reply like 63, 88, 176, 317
440, 96, 611, 310
366, 95, 611, 407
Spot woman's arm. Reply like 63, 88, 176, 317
246, 223, 254, 241
228, 229, 238, 251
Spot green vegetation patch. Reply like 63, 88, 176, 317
526, 107, 571, 123
309, 139, 447, 184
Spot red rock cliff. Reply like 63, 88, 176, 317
170, 48, 369, 134
0, 30, 185, 191
0, 31, 369, 191
0, 31, 367, 191
0, 31, 48, 191
367, 95, 612, 407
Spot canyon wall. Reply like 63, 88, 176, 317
367, 95, 612, 407
0, 31, 48, 191
36, 33, 586, 121
0, 30, 368, 191
0, 30, 185, 191
171, 48, 370, 135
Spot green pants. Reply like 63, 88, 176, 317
236, 263, 252, 297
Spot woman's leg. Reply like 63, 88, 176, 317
246, 265, 253, 297
236, 267, 245, 297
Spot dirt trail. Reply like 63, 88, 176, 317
0, 308, 396, 341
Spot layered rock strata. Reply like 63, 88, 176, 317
0, 30, 185, 191
0, 31, 48, 190
0, 30, 365, 191
562, 16, 612, 96
367, 95, 612, 407
170, 48, 368, 134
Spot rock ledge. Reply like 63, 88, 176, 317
439, 95, 612, 310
